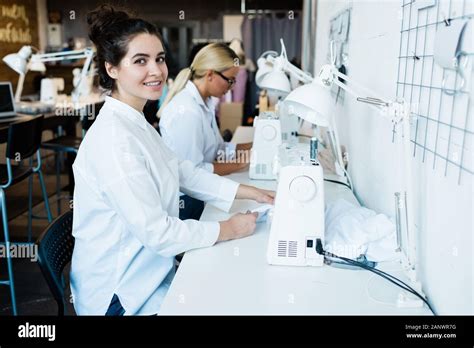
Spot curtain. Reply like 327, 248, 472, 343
302, 0, 317, 75
242, 12, 302, 63
241, 12, 302, 120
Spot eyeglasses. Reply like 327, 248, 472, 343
213, 70, 236, 89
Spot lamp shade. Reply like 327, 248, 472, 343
260, 69, 291, 96
283, 80, 333, 127
2, 46, 32, 74
255, 57, 273, 86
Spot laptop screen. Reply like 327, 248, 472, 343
0, 82, 16, 117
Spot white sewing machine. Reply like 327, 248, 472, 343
249, 112, 282, 180
40, 78, 64, 105
277, 101, 300, 143
267, 141, 325, 266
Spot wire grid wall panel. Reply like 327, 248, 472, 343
328, 7, 352, 101
397, 0, 473, 184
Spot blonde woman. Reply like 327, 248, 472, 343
159, 43, 252, 220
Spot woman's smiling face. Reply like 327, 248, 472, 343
106, 33, 168, 111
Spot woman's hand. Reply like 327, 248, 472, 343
236, 142, 252, 151
217, 185, 275, 242
218, 212, 258, 242
236, 184, 275, 205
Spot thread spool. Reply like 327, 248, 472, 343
310, 137, 318, 164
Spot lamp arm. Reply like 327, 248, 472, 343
274, 38, 313, 84
71, 48, 94, 103
33, 49, 90, 61
283, 61, 314, 84
321, 63, 418, 281
14, 73, 25, 103
279, 38, 287, 60
34, 54, 90, 63
321, 64, 388, 106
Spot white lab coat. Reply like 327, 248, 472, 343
159, 81, 236, 173
70, 96, 239, 315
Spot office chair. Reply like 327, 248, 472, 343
0, 115, 53, 315
36, 209, 74, 316
40, 102, 103, 215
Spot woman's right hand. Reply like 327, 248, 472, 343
218, 212, 258, 242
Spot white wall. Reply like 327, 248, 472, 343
314, 0, 473, 314
223, 15, 244, 41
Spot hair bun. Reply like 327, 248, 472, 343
87, 5, 130, 44
86, 5, 161, 91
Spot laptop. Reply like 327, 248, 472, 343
0, 82, 53, 117
0, 82, 17, 117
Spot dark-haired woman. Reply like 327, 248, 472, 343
70, 5, 274, 316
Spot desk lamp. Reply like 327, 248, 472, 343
3, 46, 94, 103
3, 46, 46, 102
256, 39, 313, 97
283, 43, 421, 301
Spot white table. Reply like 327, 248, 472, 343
160, 169, 430, 315
230, 125, 255, 144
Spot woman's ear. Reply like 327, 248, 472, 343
105, 62, 118, 80
206, 69, 213, 81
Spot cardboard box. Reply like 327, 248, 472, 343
219, 102, 243, 134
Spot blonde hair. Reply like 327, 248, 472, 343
158, 43, 238, 116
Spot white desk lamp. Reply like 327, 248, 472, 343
3, 46, 46, 102
255, 50, 278, 86
284, 51, 421, 294
256, 40, 345, 177
256, 39, 313, 97
3, 46, 94, 103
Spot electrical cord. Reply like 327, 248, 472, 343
294, 132, 312, 138
341, 166, 353, 192
315, 239, 436, 315
324, 178, 351, 189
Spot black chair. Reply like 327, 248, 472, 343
36, 209, 74, 316
0, 115, 53, 315
40, 102, 103, 214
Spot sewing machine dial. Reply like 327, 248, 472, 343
289, 175, 317, 202
261, 125, 277, 141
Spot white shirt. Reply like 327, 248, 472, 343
70, 96, 239, 315
159, 81, 236, 173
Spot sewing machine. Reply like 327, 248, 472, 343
277, 101, 300, 143
249, 112, 282, 180
40, 78, 64, 105
272, 142, 311, 178
249, 105, 303, 180
267, 141, 325, 266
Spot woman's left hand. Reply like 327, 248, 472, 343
236, 184, 275, 204
252, 188, 275, 204
236, 142, 253, 151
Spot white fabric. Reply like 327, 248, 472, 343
251, 204, 274, 223
71, 96, 239, 315
160, 80, 236, 174
324, 199, 398, 262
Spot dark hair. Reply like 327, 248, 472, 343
87, 5, 163, 91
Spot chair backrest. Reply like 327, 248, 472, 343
36, 210, 74, 316
6, 115, 44, 160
